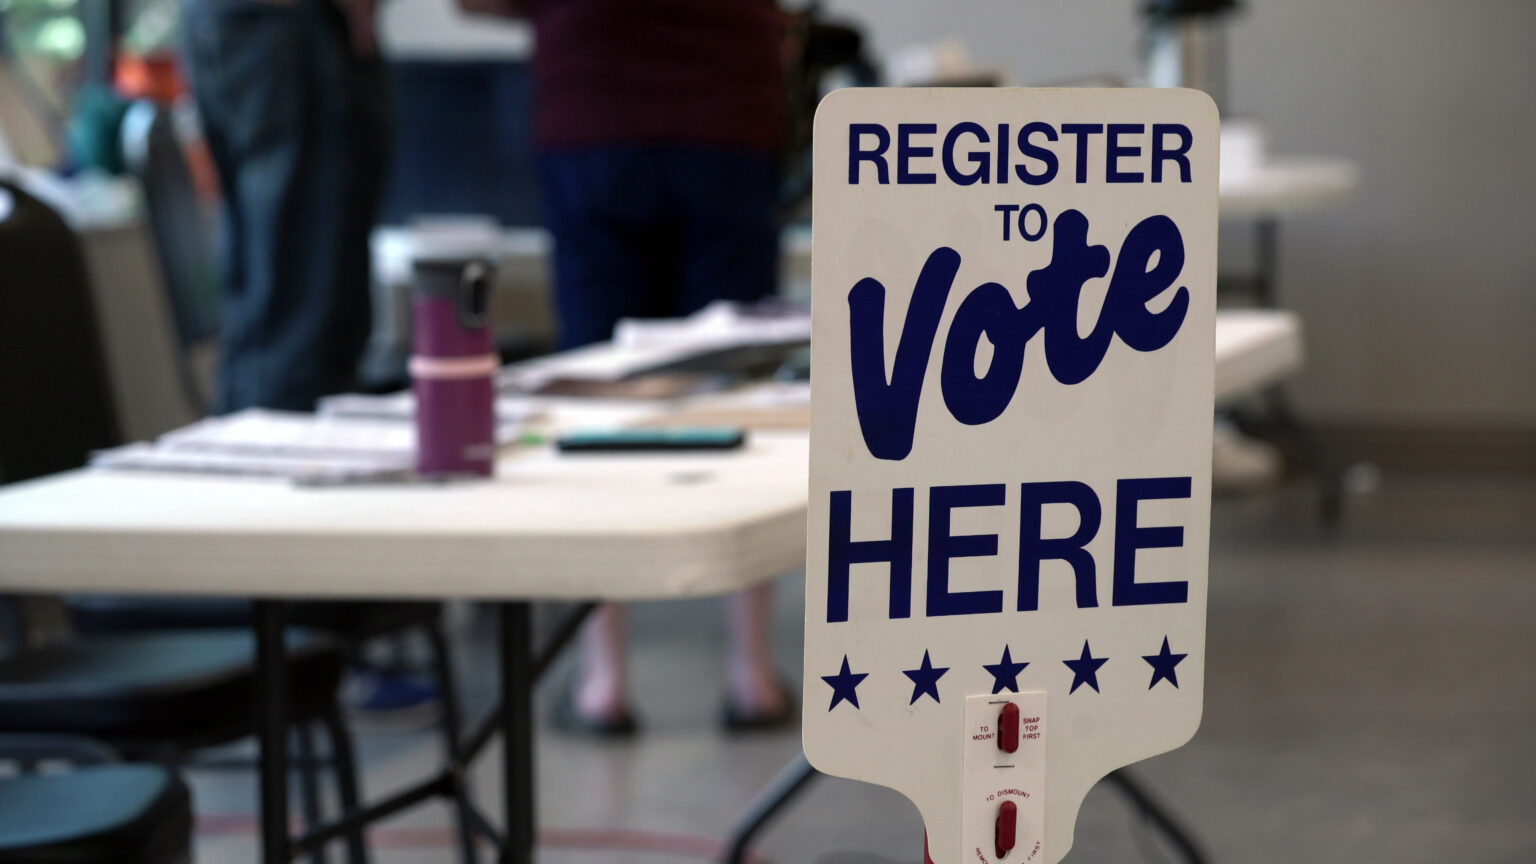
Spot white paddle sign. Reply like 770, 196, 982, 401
804, 87, 1219, 864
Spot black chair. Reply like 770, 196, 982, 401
64, 593, 474, 855
0, 615, 366, 863
0, 629, 346, 755
0, 736, 193, 864
0, 180, 367, 862
0, 180, 120, 486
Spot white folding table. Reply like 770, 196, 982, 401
0, 311, 1300, 864
0, 432, 809, 602
0, 427, 810, 864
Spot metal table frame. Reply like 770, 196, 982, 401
251, 600, 597, 864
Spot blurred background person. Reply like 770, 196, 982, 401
180, 0, 443, 717
461, 0, 791, 734
181, 0, 388, 412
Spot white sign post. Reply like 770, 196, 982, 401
804, 88, 1219, 864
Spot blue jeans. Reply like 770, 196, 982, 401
538, 146, 779, 350
182, 0, 388, 411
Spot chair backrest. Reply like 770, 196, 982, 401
120, 100, 221, 412
0, 179, 122, 484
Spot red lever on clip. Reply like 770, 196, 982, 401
998, 702, 1020, 753
995, 800, 1018, 858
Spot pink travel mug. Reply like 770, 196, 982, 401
411, 259, 497, 476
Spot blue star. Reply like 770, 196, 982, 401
903, 650, 950, 705
1063, 640, 1108, 694
1142, 637, 1188, 689
822, 655, 869, 711
983, 645, 1029, 694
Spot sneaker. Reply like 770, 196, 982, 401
344, 669, 440, 727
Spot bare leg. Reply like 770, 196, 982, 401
574, 602, 630, 718
725, 583, 788, 715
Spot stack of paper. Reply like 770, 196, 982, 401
610, 300, 810, 351
158, 410, 417, 461
90, 408, 519, 481
90, 442, 408, 480
498, 300, 810, 392
318, 392, 529, 435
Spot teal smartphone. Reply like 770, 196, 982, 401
555, 427, 747, 453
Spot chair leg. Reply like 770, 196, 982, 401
294, 724, 328, 864
425, 618, 479, 864
320, 707, 370, 864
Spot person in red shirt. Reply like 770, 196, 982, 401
464, 0, 791, 734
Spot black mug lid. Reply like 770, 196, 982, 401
412, 258, 495, 329
412, 257, 495, 296
1146, 0, 1239, 19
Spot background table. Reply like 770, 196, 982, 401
1217, 158, 1359, 220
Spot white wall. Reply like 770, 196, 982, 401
824, 0, 1536, 428
1229, 1, 1536, 428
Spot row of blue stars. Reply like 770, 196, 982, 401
822, 638, 1188, 711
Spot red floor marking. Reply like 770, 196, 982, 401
195, 816, 769, 863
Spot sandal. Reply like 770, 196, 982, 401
721, 678, 796, 733
551, 685, 640, 738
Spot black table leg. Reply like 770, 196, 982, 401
1252, 216, 1280, 308
254, 600, 292, 864
721, 753, 819, 864
499, 602, 534, 864
427, 619, 480, 864
1104, 769, 1208, 864
1245, 216, 1346, 526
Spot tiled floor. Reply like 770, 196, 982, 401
189, 471, 1536, 863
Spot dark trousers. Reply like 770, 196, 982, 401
182, 0, 388, 412
538, 146, 779, 350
